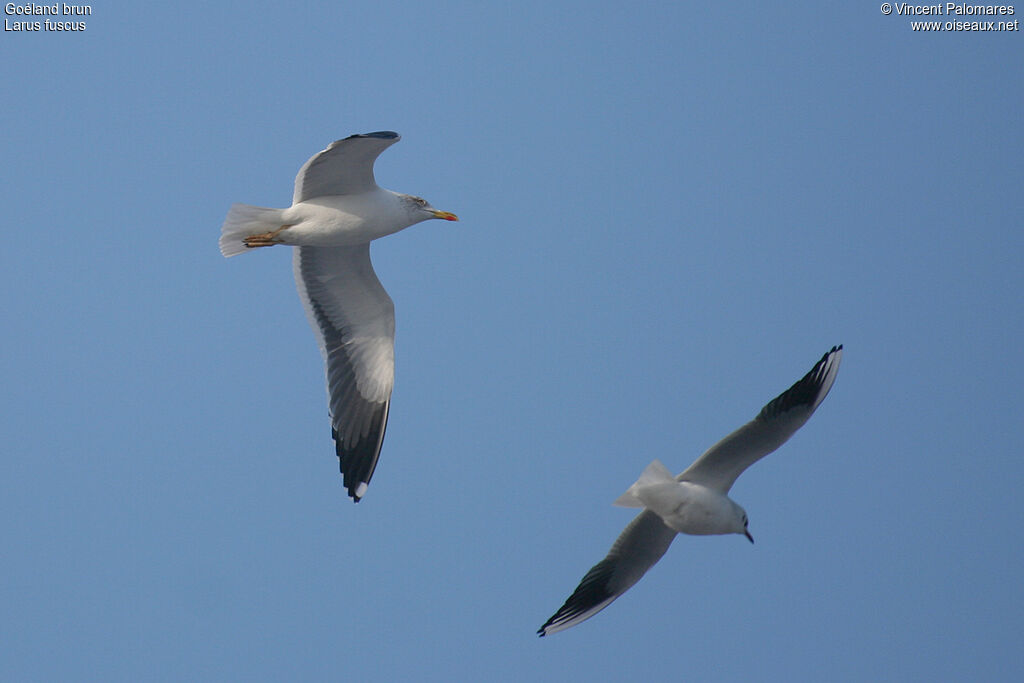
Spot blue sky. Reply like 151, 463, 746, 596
2, 1, 1022, 680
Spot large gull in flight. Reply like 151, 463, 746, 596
220, 132, 458, 502
539, 346, 842, 635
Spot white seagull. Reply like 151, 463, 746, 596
219, 132, 458, 502
538, 346, 842, 636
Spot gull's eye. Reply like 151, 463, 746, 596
412, 196, 427, 207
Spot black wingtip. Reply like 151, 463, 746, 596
350, 131, 399, 140
345, 476, 364, 503
331, 402, 389, 504
327, 132, 401, 150
757, 345, 843, 421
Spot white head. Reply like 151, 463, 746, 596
400, 194, 458, 224
732, 501, 754, 543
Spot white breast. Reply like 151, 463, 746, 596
281, 189, 421, 247
640, 481, 740, 536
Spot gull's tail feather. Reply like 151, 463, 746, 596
613, 459, 676, 508
219, 203, 287, 257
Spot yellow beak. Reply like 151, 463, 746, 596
431, 210, 459, 221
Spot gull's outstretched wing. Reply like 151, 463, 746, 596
292, 132, 400, 203
294, 245, 395, 501
538, 510, 677, 636
678, 346, 843, 494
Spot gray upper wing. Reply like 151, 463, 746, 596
538, 509, 677, 636
678, 346, 843, 494
292, 132, 400, 203
293, 245, 396, 501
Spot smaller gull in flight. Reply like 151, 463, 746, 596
220, 132, 458, 502
538, 346, 842, 636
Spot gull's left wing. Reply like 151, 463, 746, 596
294, 244, 396, 501
678, 346, 843, 494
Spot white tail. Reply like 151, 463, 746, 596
613, 459, 676, 507
219, 203, 287, 257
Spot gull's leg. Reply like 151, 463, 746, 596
243, 224, 292, 249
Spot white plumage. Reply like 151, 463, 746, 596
539, 346, 842, 636
220, 132, 458, 502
